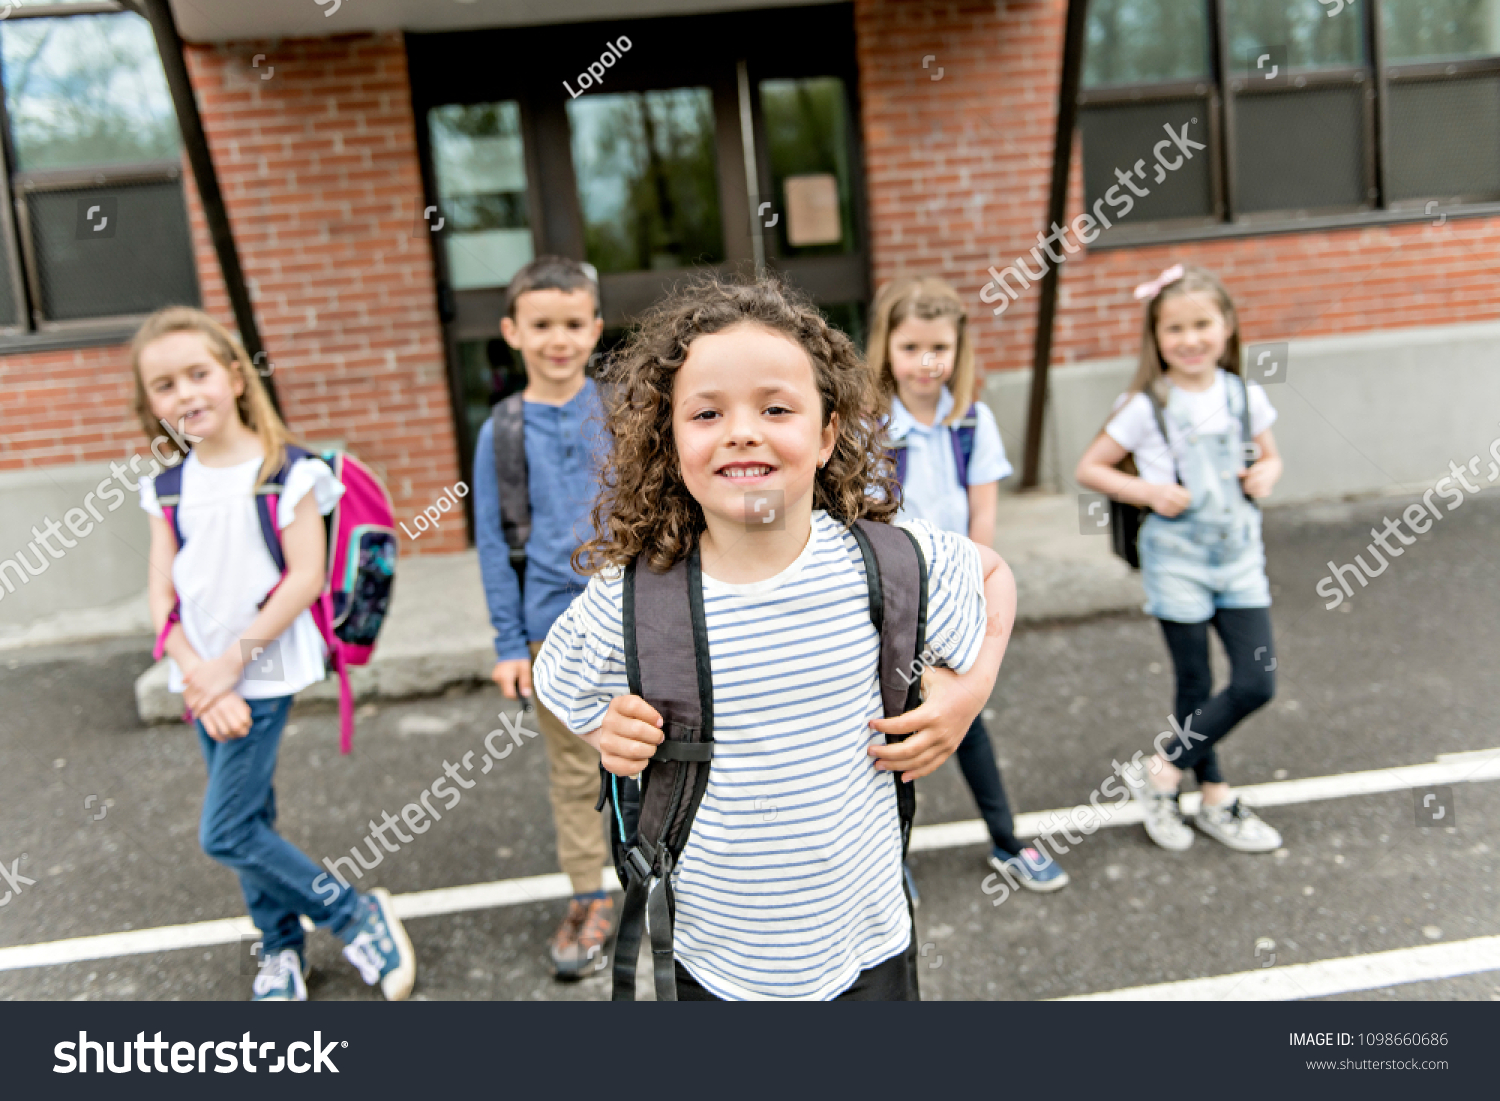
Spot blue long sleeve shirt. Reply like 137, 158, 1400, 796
472, 379, 608, 662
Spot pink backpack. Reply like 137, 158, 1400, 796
152, 445, 398, 752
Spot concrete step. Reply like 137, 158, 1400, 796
129, 501, 1145, 723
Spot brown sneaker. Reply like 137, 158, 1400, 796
549, 896, 614, 980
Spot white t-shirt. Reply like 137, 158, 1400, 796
140, 452, 344, 699
889, 388, 1012, 537
532, 512, 988, 1000
1105, 370, 1278, 484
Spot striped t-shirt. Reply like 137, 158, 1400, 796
533, 511, 987, 1000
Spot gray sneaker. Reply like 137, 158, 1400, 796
1122, 760, 1194, 851
1195, 798, 1282, 852
251, 948, 308, 1002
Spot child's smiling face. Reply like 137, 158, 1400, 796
1155, 290, 1232, 385
673, 322, 838, 533
887, 315, 958, 404
138, 331, 244, 445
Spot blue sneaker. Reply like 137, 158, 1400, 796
340, 888, 416, 1000
251, 948, 308, 1002
988, 846, 1070, 893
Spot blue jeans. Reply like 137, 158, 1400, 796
197, 695, 360, 954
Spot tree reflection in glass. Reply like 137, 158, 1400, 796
567, 88, 723, 274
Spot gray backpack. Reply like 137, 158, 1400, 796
489, 393, 531, 592
599, 518, 930, 1000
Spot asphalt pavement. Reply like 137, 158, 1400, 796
0, 491, 1496, 1001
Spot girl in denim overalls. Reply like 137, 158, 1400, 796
1076, 265, 1284, 854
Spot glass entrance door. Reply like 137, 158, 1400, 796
407, 5, 870, 538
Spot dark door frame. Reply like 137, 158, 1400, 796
405, 4, 871, 539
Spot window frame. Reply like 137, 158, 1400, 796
1079, 0, 1500, 247
0, 2, 198, 343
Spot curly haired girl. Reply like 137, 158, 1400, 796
534, 272, 1016, 1000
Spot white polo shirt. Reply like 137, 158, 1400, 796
889, 388, 1011, 537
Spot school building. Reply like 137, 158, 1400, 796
1, 0, 1497, 633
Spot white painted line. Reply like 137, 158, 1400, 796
909, 746, 1500, 850
1058, 935, 1500, 1001
0, 918, 261, 974
1, 749, 1495, 975
391, 870, 621, 921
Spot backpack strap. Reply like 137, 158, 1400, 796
150, 461, 188, 664
850, 518, 928, 856
610, 546, 715, 1002
1234, 373, 1259, 508
888, 436, 909, 486
949, 403, 980, 489
259, 446, 352, 753
490, 394, 530, 592
1142, 385, 1184, 490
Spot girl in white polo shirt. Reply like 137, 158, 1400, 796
869, 276, 1068, 894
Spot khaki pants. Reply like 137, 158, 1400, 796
529, 642, 609, 895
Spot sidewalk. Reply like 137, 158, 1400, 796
116, 493, 1141, 722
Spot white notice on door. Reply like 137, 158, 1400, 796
784, 174, 842, 246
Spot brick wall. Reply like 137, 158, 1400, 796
0, 32, 463, 556
185, 32, 463, 552
853, 0, 1500, 374
0, 343, 140, 469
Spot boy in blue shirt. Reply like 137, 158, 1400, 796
472, 256, 613, 979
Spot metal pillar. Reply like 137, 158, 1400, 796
132, 0, 279, 413
1020, 0, 1090, 489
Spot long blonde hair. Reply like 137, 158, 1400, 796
866, 275, 976, 426
130, 307, 292, 490
1122, 264, 1242, 407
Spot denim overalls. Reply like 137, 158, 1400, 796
1139, 377, 1271, 623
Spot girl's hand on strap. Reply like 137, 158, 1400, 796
1148, 482, 1193, 517
182, 649, 244, 715
1239, 428, 1282, 499
199, 692, 252, 742
868, 544, 1016, 783
867, 665, 973, 783
590, 694, 664, 777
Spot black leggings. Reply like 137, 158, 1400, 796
1157, 607, 1276, 786
954, 714, 1024, 855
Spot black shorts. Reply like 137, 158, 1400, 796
672, 938, 920, 1002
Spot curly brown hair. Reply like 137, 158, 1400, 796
574, 270, 899, 574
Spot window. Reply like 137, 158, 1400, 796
1079, 0, 1500, 235
1383, 0, 1500, 203
427, 102, 534, 289
759, 77, 858, 258
566, 88, 725, 274
0, 5, 198, 334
